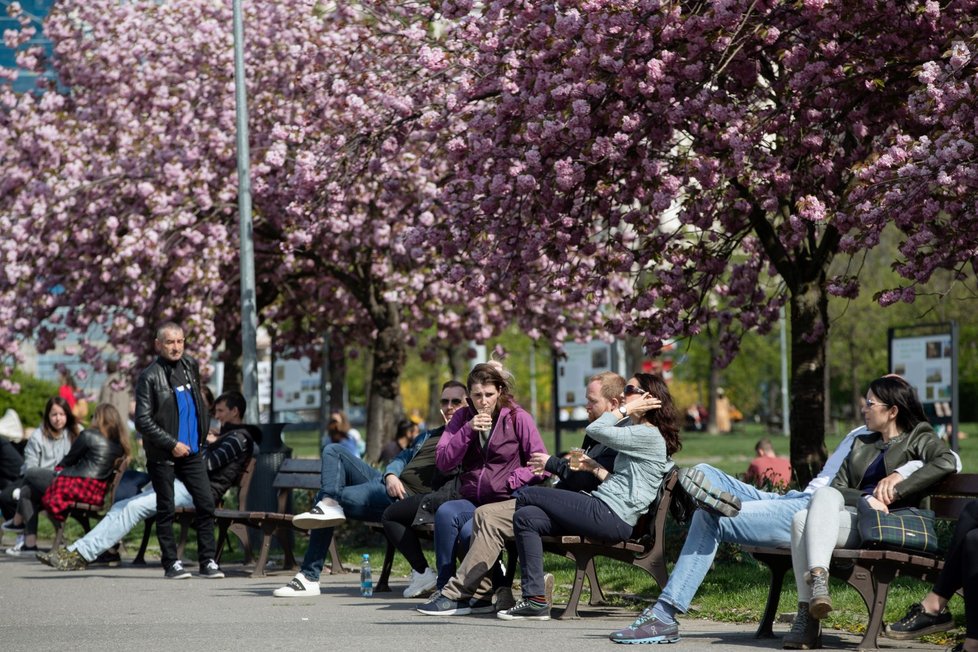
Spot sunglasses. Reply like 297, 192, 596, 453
623, 384, 644, 397
440, 398, 465, 407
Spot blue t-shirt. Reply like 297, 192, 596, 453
170, 364, 200, 454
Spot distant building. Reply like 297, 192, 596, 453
0, 0, 58, 93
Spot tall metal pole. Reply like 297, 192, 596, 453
233, 0, 259, 425
779, 306, 790, 436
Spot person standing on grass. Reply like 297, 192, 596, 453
135, 322, 223, 580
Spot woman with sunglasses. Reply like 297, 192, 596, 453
784, 376, 957, 649
498, 373, 681, 621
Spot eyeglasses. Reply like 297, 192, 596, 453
865, 399, 889, 409
440, 398, 465, 407
623, 384, 644, 397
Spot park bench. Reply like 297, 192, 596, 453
211, 457, 346, 577
50, 456, 129, 552
742, 472, 978, 650
542, 465, 679, 619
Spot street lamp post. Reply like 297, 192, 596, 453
232, 0, 259, 424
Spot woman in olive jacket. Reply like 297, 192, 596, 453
784, 376, 957, 649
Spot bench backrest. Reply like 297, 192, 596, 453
631, 466, 679, 547
925, 473, 978, 520
103, 456, 130, 509
233, 457, 258, 510
272, 458, 321, 512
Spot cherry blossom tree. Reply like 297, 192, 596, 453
0, 0, 598, 456
429, 0, 978, 483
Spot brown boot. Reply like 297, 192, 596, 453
783, 602, 822, 649
808, 567, 832, 619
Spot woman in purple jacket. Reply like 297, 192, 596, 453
432, 362, 548, 597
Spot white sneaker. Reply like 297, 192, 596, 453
273, 573, 321, 598
292, 498, 346, 530
403, 567, 437, 598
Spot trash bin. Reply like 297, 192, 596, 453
245, 423, 293, 556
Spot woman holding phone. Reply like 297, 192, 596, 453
429, 361, 548, 599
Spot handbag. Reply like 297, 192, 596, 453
856, 499, 939, 555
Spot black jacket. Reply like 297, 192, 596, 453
135, 355, 208, 464
58, 429, 125, 480
204, 423, 261, 502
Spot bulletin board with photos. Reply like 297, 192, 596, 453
888, 322, 958, 449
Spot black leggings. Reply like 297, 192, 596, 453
382, 493, 429, 573
18, 468, 55, 535
934, 499, 978, 637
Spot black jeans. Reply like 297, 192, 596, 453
382, 493, 429, 573
934, 499, 978, 637
17, 468, 56, 535
147, 454, 216, 569
512, 486, 632, 597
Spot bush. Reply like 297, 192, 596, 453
0, 370, 59, 435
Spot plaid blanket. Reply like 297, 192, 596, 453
42, 475, 109, 521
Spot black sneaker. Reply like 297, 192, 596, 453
678, 467, 742, 518
199, 559, 225, 579
164, 560, 192, 580
468, 597, 494, 614
497, 598, 550, 621
884, 603, 953, 640
92, 549, 121, 567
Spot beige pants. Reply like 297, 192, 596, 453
440, 499, 516, 601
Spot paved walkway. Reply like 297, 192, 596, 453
0, 552, 944, 652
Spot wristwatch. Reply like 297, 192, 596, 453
618, 404, 627, 416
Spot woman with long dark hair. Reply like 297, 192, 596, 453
497, 372, 680, 621
784, 376, 957, 649
3, 396, 81, 555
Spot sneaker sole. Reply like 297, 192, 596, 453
403, 580, 438, 598
679, 468, 742, 518
496, 612, 550, 621
199, 573, 225, 579
273, 589, 321, 598
884, 620, 954, 640
611, 635, 681, 645
809, 599, 832, 620
165, 573, 192, 580
417, 606, 471, 616
292, 515, 346, 530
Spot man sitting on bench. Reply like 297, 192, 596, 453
38, 391, 259, 573
610, 378, 962, 644
272, 380, 467, 598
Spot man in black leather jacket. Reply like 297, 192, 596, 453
135, 321, 222, 580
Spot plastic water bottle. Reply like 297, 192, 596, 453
360, 553, 373, 597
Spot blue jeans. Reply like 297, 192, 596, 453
69, 480, 193, 562
658, 463, 812, 612
434, 499, 477, 588
300, 444, 394, 582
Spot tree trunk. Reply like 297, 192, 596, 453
788, 280, 830, 487
364, 308, 405, 461
327, 331, 347, 414
706, 338, 720, 435
446, 342, 470, 381
218, 326, 243, 393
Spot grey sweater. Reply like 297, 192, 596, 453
21, 427, 72, 475
586, 411, 672, 526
